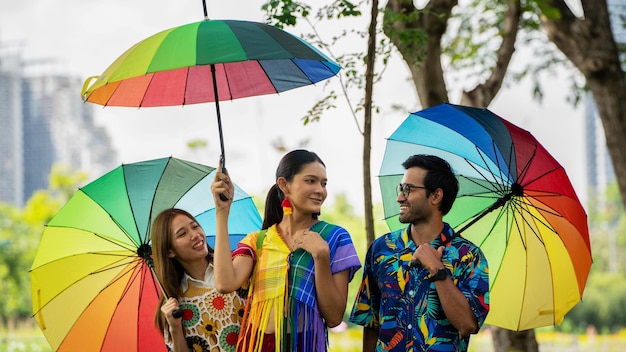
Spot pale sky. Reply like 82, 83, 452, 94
1, 0, 587, 214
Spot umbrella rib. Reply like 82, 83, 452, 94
512, 139, 564, 189
509, 195, 562, 251
456, 175, 498, 197
514, 139, 537, 184
470, 147, 508, 194
493, 141, 514, 188
31, 254, 137, 316
256, 59, 279, 92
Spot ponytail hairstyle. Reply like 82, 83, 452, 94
261, 150, 325, 229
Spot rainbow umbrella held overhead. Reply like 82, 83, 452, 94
81, 1, 341, 171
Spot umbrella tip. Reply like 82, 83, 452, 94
511, 182, 524, 196
137, 243, 152, 260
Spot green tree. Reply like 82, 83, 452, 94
587, 182, 626, 275
0, 204, 35, 326
560, 181, 626, 333
563, 272, 626, 333
0, 163, 87, 327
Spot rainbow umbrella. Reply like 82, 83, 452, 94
81, 14, 341, 170
30, 156, 261, 351
379, 103, 592, 331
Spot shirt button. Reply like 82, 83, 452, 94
409, 290, 415, 297
408, 324, 413, 329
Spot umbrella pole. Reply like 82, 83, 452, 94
211, 64, 227, 170
202, 0, 208, 19
211, 64, 230, 202
457, 182, 523, 235
139, 244, 184, 318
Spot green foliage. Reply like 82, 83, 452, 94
262, 0, 361, 28
262, 0, 311, 27
261, 0, 394, 129
561, 272, 626, 333
301, 91, 338, 125
0, 164, 88, 327
47, 164, 88, 201
558, 181, 626, 333
0, 204, 35, 322
381, 7, 427, 65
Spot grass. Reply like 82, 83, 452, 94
327, 326, 626, 352
0, 324, 50, 352
3, 322, 626, 352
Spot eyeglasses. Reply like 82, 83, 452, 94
396, 183, 427, 198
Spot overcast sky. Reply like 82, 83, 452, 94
1, 0, 587, 213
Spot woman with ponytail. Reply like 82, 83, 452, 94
211, 149, 361, 352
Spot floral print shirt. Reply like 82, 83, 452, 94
349, 223, 490, 352
164, 266, 246, 352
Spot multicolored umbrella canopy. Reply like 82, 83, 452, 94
30, 157, 261, 351
379, 103, 592, 331
81, 18, 341, 169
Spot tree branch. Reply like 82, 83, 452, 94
461, 0, 521, 107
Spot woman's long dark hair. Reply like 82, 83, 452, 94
150, 208, 214, 335
262, 150, 325, 229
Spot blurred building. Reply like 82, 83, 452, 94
0, 53, 24, 205
0, 49, 117, 207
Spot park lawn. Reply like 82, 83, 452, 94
2, 322, 626, 352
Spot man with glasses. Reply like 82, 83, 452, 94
349, 154, 490, 352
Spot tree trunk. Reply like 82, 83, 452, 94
384, 0, 456, 106
363, 0, 379, 246
541, 0, 626, 210
492, 328, 539, 352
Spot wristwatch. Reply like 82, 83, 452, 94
428, 268, 447, 282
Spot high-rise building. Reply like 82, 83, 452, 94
0, 53, 25, 205
0, 50, 117, 207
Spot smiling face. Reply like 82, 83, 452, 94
167, 213, 209, 262
397, 167, 434, 225
282, 161, 328, 215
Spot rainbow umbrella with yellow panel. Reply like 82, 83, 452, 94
30, 157, 261, 351
379, 103, 592, 331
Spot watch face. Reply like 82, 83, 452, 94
431, 268, 447, 282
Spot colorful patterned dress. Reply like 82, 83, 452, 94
164, 265, 246, 352
349, 223, 490, 352
235, 221, 361, 352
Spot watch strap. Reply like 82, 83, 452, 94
428, 268, 447, 282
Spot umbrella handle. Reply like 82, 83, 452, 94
219, 166, 229, 201
142, 248, 185, 319
173, 308, 183, 318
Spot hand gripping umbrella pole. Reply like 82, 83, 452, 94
137, 243, 184, 318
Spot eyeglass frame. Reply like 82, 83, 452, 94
396, 183, 428, 198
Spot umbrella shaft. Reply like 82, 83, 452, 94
211, 64, 226, 169
202, 0, 208, 19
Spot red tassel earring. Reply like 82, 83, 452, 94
281, 198, 292, 216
